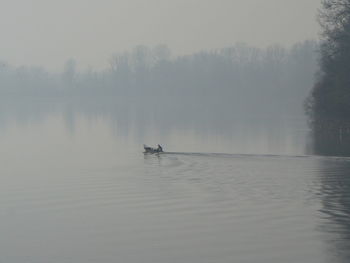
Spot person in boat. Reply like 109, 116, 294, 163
143, 144, 163, 153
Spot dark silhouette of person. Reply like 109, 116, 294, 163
157, 144, 163, 152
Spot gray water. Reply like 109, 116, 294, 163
0, 99, 349, 263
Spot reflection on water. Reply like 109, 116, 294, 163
0, 98, 349, 263
0, 97, 308, 155
316, 159, 350, 263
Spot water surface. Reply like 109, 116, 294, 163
0, 98, 349, 263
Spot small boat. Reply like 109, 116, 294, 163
144, 144, 163, 154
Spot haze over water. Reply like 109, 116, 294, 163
2, 0, 349, 261
0, 98, 349, 263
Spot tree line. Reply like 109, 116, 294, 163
0, 41, 317, 115
306, 0, 350, 155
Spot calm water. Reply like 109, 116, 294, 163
0, 98, 349, 263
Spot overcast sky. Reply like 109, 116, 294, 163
0, 0, 321, 71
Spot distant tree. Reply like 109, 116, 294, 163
153, 44, 171, 62
62, 58, 77, 85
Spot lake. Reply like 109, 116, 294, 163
0, 98, 349, 263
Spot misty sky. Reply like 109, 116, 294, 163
0, 0, 321, 71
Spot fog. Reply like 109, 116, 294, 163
5, 2, 350, 263
0, 40, 318, 155
0, 0, 320, 70
0, 0, 321, 124
0, 41, 318, 116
